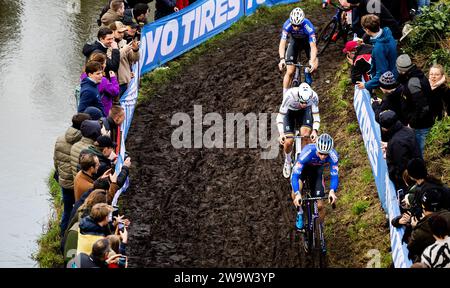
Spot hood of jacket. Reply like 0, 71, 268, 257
65, 127, 82, 145
79, 216, 106, 236
80, 120, 102, 141
371, 27, 394, 45
82, 41, 107, 58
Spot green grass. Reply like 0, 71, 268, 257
32, 171, 64, 268
346, 123, 359, 134
352, 200, 370, 216
361, 167, 374, 185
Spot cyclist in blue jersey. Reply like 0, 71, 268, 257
291, 134, 338, 230
278, 7, 319, 95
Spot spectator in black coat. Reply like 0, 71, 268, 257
378, 110, 421, 194
429, 64, 450, 120
82, 27, 120, 78
373, 71, 407, 125
155, 0, 178, 20
123, 3, 150, 26
341, 0, 402, 39
407, 188, 450, 262
396, 54, 435, 157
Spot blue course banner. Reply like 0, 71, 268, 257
354, 88, 412, 268
245, 0, 299, 15
140, 0, 244, 75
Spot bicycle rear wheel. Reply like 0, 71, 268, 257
317, 19, 337, 56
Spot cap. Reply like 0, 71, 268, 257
422, 188, 442, 212
379, 110, 398, 129
96, 135, 117, 148
112, 21, 127, 32
407, 158, 427, 180
342, 40, 358, 54
396, 54, 414, 74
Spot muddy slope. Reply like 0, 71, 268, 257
123, 6, 346, 267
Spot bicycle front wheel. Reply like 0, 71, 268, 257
317, 19, 337, 56
313, 217, 327, 267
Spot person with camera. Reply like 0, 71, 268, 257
407, 188, 450, 262
100, 105, 126, 154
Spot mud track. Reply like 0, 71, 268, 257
123, 6, 345, 267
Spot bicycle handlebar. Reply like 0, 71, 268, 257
302, 196, 329, 201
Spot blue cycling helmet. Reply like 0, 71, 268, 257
316, 133, 334, 154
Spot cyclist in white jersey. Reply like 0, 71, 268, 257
277, 83, 321, 178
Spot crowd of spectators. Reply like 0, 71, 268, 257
340, 0, 449, 268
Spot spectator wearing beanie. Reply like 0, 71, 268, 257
54, 113, 92, 236
378, 110, 421, 193
396, 54, 434, 157
373, 71, 407, 125
343, 40, 373, 84
421, 214, 450, 268
70, 120, 102, 178
84, 107, 104, 121
407, 188, 450, 262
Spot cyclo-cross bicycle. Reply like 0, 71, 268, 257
317, 1, 353, 56
289, 62, 313, 87
289, 134, 328, 268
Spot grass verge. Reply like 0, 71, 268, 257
321, 61, 391, 268
32, 171, 64, 268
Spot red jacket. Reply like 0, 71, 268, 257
176, 0, 189, 10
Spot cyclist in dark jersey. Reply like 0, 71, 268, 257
278, 7, 319, 95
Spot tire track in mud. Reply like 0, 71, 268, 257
122, 6, 344, 267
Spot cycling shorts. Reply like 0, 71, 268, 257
286, 37, 311, 65
300, 164, 325, 198
283, 106, 313, 135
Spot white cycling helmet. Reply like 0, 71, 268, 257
316, 133, 334, 154
290, 8, 305, 26
297, 82, 313, 103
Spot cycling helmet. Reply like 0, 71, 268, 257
290, 8, 305, 26
298, 83, 313, 103
316, 133, 334, 154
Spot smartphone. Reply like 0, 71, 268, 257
118, 222, 125, 232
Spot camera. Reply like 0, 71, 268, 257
118, 255, 127, 268
124, 151, 130, 160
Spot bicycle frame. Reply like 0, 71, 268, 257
291, 63, 312, 87
302, 194, 328, 254
317, 1, 353, 55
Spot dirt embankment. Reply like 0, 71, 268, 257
122, 6, 348, 267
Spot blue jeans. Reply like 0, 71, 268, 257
417, 0, 430, 9
60, 188, 75, 236
414, 128, 431, 158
